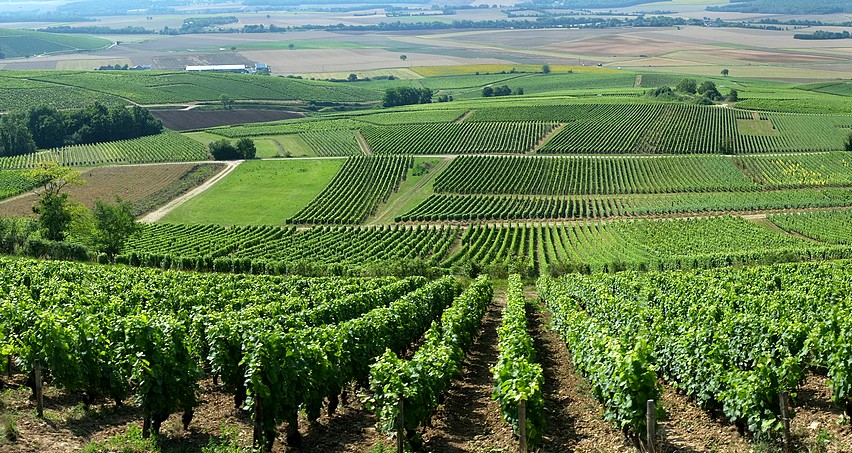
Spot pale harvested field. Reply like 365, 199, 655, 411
55, 58, 132, 70
620, 64, 852, 80
670, 49, 846, 64
240, 48, 511, 73
0, 164, 202, 217
541, 34, 712, 57
615, 56, 710, 67
294, 68, 422, 80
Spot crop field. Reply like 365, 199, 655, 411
5, 24, 852, 453
288, 156, 413, 225
0, 163, 222, 217
434, 155, 759, 195
0, 28, 111, 58
0, 171, 36, 201
535, 105, 852, 154
538, 260, 852, 441
0, 71, 382, 110
769, 210, 852, 245
410, 64, 617, 77
117, 215, 852, 278
398, 189, 852, 222
150, 109, 304, 131
0, 132, 209, 170
734, 152, 852, 189
361, 122, 557, 155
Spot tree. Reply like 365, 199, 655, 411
236, 138, 257, 159
93, 197, 139, 259
27, 106, 66, 149
727, 89, 739, 102
220, 94, 234, 110
0, 114, 36, 158
698, 81, 723, 101
482, 86, 494, 97
846, 132, 852, 152
721, 68, 729, 76
697, 80, 717, 95
382, 87, 432, 107
347, 73, 358, 82
676, 79, 697, 94
400, 55, 407, 63
288, 43, 294, 50
542, 64, 551, 74
209, 139, 239, 160
34, 193, 72, 241
25, 161, 85, 199
25, 162, 85, 241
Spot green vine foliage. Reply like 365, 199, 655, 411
492, 274, 546, 447
369, 275, 493, 442
538, 276, 661, 440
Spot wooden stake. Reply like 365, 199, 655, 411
780, 391, 791, 453
646, 399, 656, 453
518, 399, 528, 453
34, 360, 44, 418
397, 398, 405, 453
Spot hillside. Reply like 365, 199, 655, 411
0, 28, 111, 59
707, 0, 852, 14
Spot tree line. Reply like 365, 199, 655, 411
794, 30, 851, 40
0, 103, 163, 158
382, 87, 433, 107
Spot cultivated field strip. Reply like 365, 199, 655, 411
463, 104, 852, 154
434, 155, 759, 195
299, 129, 362, 156
118, 224, 459, 273
0, 257, 459, 449
0, 132, 208, 169
120, 215, 852, 277
360, 122, 557, 155
0, 170, 36, 200
539, 260, 852, 438
287, 155, 413, 224
769, 210, 852, 244
397, 189, 852, 222
734, 151, 852, 189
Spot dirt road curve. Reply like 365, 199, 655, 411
139, 160, 241, 223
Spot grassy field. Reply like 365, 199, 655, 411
161, 159, 344, 225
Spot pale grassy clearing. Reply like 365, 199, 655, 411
161, 159, 343, 225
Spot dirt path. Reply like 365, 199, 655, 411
454, 110, 474, 124
421, 285, 517, 452
139, 160, 241, 222
531, 124, 565, 154
368, 156, 455, 225
355, 130, 373, 155
526, 288, 633, 452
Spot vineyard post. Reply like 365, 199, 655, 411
518, 399, 528, 453
396, 397, 405, 453
35, 360, 44, 418
252, 397, 264, 450
646, 399, 656, 453
779, 391, 791, 453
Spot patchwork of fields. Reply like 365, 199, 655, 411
2, 31, 852, 453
